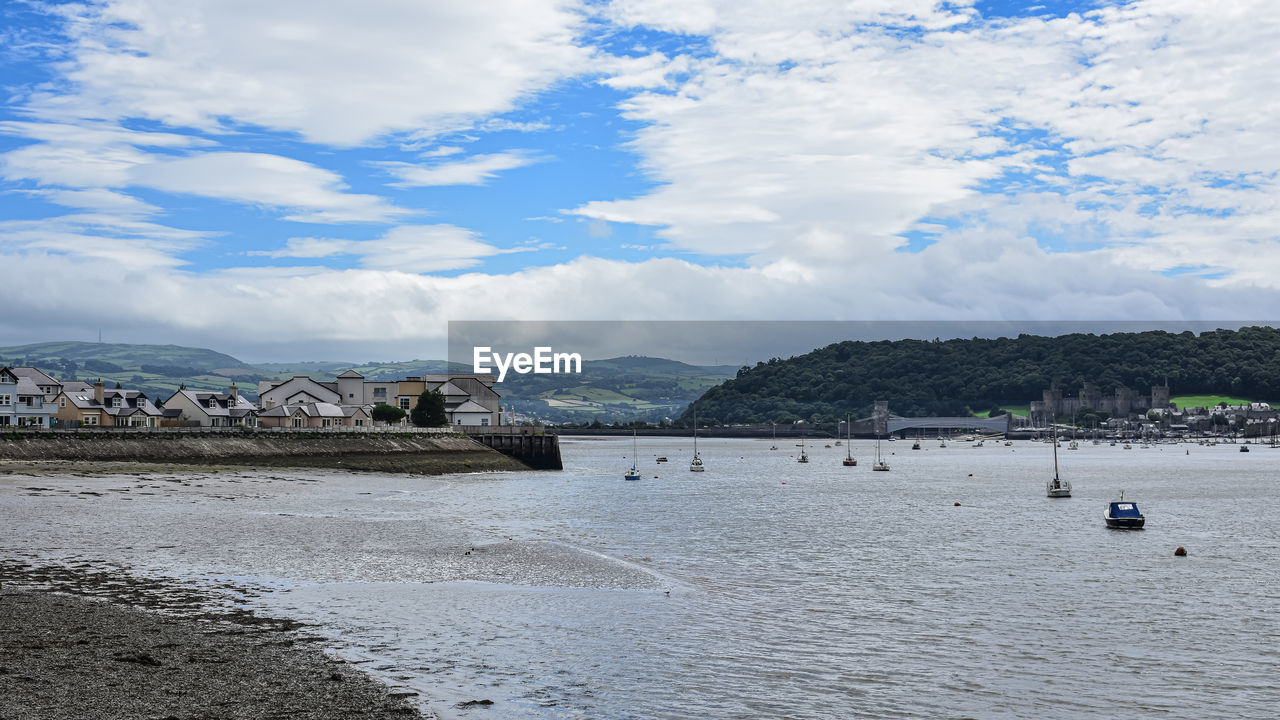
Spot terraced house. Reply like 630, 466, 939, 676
52, 380, 164, 428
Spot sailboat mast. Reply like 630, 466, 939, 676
1052, 424, 1060, 480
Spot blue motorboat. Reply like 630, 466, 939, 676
1104, 492, 1145, 529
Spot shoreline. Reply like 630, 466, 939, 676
0, 559, 430, 720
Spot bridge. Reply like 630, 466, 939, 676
842, 411, 1011, 437
887, 416, 1009, 435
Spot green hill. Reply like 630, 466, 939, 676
683, 326, 1280, 424
495, 356, 736, 423
0, 341, 265, 403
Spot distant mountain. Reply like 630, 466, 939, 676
683, 326, 1280, 424
0, 341, 254, 374
0, 340, 264, 402
257, 359, 470, 380
497, 355, 737, 423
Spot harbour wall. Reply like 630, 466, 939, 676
0, 427, 543, 474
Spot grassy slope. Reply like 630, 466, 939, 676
1170, 394, 1271, 409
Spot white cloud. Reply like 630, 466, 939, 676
0, 213, 209, 269
562, 0, 1280, 291
32, 0, 592, 145
1, 241, 1273, 361
128, 152, 409, 223
374, 152, 541, 187
248, 225, 528, 272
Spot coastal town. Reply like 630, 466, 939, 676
4, 362, 1277, 443
0, 367, 504, 430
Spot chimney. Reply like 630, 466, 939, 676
93, 379, 104, 406
229, 382, 239, 404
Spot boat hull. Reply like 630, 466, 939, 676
1105, 516, 1145, 529
843, 459, 857, 466
1047, 488, 1071, 498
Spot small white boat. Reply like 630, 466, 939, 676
798, 436, 809, 463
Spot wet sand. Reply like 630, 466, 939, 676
0, 561, 428, 720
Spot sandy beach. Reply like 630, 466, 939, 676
0, 560, 428, 720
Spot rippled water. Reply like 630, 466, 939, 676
4, 437, 1279, 718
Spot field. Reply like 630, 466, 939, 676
973, 405, 1030, 418
1170, 395, 1268, 409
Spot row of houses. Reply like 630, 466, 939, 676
1, 366, 502, 430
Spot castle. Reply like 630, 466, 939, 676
1030, 381, 1170, 425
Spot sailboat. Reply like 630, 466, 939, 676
798, 435, 809, 463
769, 423, 778, 450
1046, 425, 1071, 497
690, 409, 705, 472
872, 435, 890, 471
624, 429, 642, 481
843, 415, 857, 466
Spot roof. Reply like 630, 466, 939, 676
260, 402, 345, 418
8, 367, 59, 386
13, 377, 43, 396
168, 389, 257, 417
452, 399, 491, 414
337, 369, 364, 378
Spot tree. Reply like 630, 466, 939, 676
410, 390, 448, 427
372, 404, 406, 424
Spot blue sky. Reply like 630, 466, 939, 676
1, 0, 1278, 361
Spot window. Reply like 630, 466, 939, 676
59, 397, 66, 408
208, 399, 217, 409
322, 418, 333, 427
481, 418, 490, 426
348, 393, 354, 399
112, 397, 122, 408
354, 419, 364, 426
292, 417, 303, 427
0, 394, 10, 406
83, 415, 98, 425
399, 397, 410, 410
373, 387, 387, 398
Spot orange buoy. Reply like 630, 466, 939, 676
1175, 546, 1187, 557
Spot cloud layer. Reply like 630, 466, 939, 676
1, 0, 1278, 361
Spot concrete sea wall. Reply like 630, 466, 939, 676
0, 429, 532, 474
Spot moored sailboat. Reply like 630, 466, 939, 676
1046, 426, 1071, 497
690, 409, 705, 472
872, 435, 890, 471
624, 429, 642, 481
843, 415, 857, 466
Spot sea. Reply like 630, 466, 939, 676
4, 436, 1279, 719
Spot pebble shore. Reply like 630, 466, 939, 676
0, 562, 428, 720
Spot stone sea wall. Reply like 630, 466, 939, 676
0, 429, 530, 474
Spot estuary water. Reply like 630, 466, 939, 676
4, 437, 1279, 719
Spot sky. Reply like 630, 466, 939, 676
1, 0, 1278, 363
